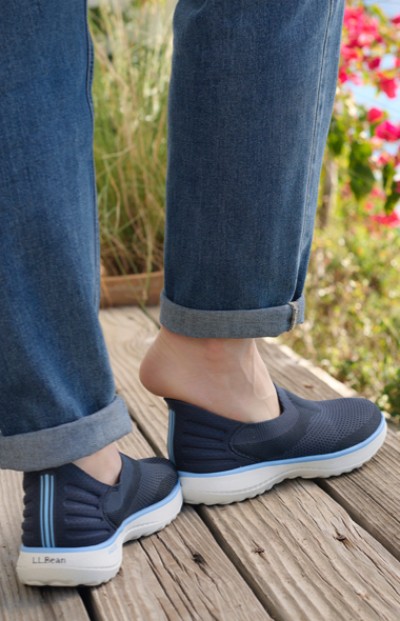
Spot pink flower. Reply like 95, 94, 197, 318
378, 152, 391, 166
341, 45, 359, 61
371, 212, 400, 228
350, 73, 362, 86
392, 15, 400, 25
378, 74, 398, 99
338, 67, 350, 83
367, 57, 381, 70
371, 186, 385, 198
358, 32, 376, 47
344, 7, 382, 48
378, 153, 391, 167
375, 121, 400, 142
367, 107, 384, 123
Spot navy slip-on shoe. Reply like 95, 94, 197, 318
165, 385, 386, 505
17, 454, 182, 586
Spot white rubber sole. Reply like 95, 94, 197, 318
179, 416, 387, 505
16, 482, 183, 587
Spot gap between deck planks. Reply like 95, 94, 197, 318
100, 306, 400, 621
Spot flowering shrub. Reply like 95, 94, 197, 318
328, 1, 400, 218
282, 193, 400, 419
283, 2, 400, 419
370, 210, 400, 227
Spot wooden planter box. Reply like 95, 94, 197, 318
100, 270, 164, 308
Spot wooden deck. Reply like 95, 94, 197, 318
1, 305, 400, 621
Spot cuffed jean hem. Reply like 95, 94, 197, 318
0, 396, 132, 472
159, 292, 305, 338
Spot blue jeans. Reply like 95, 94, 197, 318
0, 0, 345, 471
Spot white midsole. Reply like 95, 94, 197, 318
16, 483, 183, 587
180, 420, 387, 505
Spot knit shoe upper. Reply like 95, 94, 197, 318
166, 385, 384, 474
17, 454, 182, 586
22, 454, 178, 548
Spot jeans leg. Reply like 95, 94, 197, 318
161, 0, 345, 338
0, 0, 131, 471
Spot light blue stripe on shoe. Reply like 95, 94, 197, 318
44, 475, 50, 547
49, 475, 55, 547
178, 414, 387, 478
21, 480, 182, 554
40, 474, 55, 548
39, 475, 46, 547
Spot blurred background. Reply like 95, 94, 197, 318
88, 0, 400, 419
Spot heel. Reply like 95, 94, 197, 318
16, 543, 122, 587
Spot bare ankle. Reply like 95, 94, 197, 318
140, 327, 280, 423
150, 326, 256, 363
73, 443, 122, 486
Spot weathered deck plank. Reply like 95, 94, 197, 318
89, 426, 271, 621
200, 482, 400, 621
256, 338, 400, 562
99, 306, 400, 621
0, 470, 89, 621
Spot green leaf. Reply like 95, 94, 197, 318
382, 162, 395, 192
328, 117, 346, 156
384, 180, 400, 214
351, 141, 373, 160
368, 5, 386, 21
350, 163, 375, 200
349, 141, 375, 200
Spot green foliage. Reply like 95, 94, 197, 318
90, 1, 172, 275
281, 197, 400, 420
349, 141, 375, 200
327, 117, 347, 157
382, 369, 400, 420
382, 163, 399, 213
329, 1, 400, 211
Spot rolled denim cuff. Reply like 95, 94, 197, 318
160, 291, 305, 338
0, 396, 132, 472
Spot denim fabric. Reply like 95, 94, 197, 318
162, 0, 345, 337
0, 0, 132, 470
160, 291, 305, 338
0, 0, 345, 470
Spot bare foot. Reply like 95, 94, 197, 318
73, 443, 122, 486
139, 327, 280, 423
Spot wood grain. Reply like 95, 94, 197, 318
0, 470, 89, 621
99, 306, 400, 621
89, 425, 270, 621
201, 482, 400, 621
